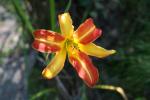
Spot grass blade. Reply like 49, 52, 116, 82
12, 0, 34, 35
30, 88, 56, 100
94, 85, 128, 100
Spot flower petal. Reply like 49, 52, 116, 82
32, 29, 65, 53
79, 43, 116, 58
42, 49, 66, 79
74, 18, 102, 44
32, 40, 61, 53
58, 13, 74, 37
69, 50, 99, 87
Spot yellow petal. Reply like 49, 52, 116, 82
42, 48, 66, 79
58, 13, 74, 37
79, 43, 116, 58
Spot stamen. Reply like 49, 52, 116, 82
65, 38, 79, 54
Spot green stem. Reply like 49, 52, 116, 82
64, 0, 72, 12
47, 0, 56, 60
49, 0, 56, 30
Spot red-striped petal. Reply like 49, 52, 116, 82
69, 51, 99, 87
32, 29, 65, 53
80, 28, 102, 44
74, 18, 102, 44
33, 29, 65, 42
32, 40, 60, 53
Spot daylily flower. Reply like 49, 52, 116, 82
32, 13, 116, 87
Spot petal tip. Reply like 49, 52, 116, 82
42, 68, 53, 79
58, 12, 70, 19
85, 77, 99, 88
110, 50, 116, 54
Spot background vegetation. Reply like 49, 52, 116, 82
0, 0, 150, 100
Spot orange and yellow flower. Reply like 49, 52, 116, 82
32, 13, 116, 87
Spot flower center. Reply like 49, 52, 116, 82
65, 38, 78, 54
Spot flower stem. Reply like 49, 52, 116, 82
49, 0, 56, 30
64, 0, 72, 12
